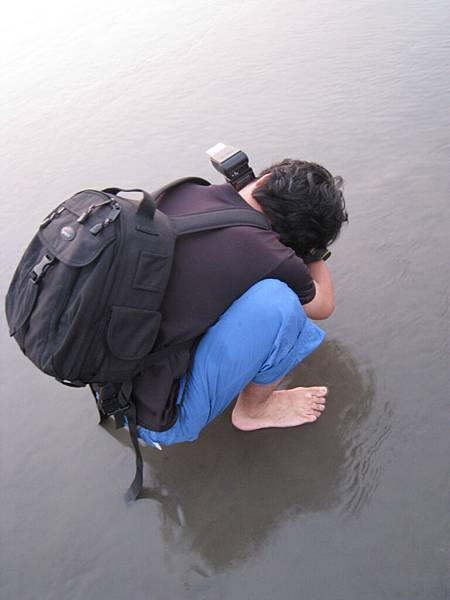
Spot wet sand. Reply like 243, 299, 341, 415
1, 1, 449, 598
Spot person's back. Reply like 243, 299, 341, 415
156, 181, 316, 347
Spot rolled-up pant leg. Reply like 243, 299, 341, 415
137, 279, 325, 447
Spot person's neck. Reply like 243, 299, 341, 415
238, 180, 265, 214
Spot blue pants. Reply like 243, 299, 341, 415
136, 279, 325, 448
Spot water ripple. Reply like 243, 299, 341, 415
338, 395, 393, 516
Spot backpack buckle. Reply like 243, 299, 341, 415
101, 397, 131, 417
30, 253, 55, 284
96, 383, 130, 418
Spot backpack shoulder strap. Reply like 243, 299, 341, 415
103, 177, 211, 235
150, 176, 211, 201
151, 176, 271, 235
171, 208, 271, 236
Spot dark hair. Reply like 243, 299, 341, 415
252, 159, 348, 257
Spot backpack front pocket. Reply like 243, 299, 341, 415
107, 305, 161, 361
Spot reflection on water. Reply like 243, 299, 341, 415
109, 337, 390, 572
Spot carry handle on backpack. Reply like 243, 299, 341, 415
102, 187, 157, 232
103, 177, 210, 232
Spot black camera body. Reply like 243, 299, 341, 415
206, 143, 255, 191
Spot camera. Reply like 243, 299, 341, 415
206, 143, 255, 191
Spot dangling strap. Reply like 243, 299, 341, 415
120, 381, 144, 502
91, 381, 145, 500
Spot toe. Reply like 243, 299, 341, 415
305, 409, 321, 418
314, 403, 325, 412
310, 386, 328, 397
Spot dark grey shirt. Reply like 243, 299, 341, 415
157, 182, 315, 343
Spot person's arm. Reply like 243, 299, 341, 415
302, 260, 335, 320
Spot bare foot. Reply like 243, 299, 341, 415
231, 386, 328, 431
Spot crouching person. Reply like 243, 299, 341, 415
133, 159, 348, 447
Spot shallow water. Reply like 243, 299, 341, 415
1, 1, 449, 598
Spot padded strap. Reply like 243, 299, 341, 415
171, 207, 271, 236
149, 177, 210, 203
104, 178, 211, 234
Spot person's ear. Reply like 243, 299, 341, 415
254, 173, 271, 188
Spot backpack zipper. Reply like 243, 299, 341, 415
77, 199, 115, 224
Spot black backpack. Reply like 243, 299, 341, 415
5, 177, 270, 499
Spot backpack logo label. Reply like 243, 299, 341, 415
60, 226, 75, 241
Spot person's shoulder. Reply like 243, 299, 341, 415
239, 225, 294, 255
